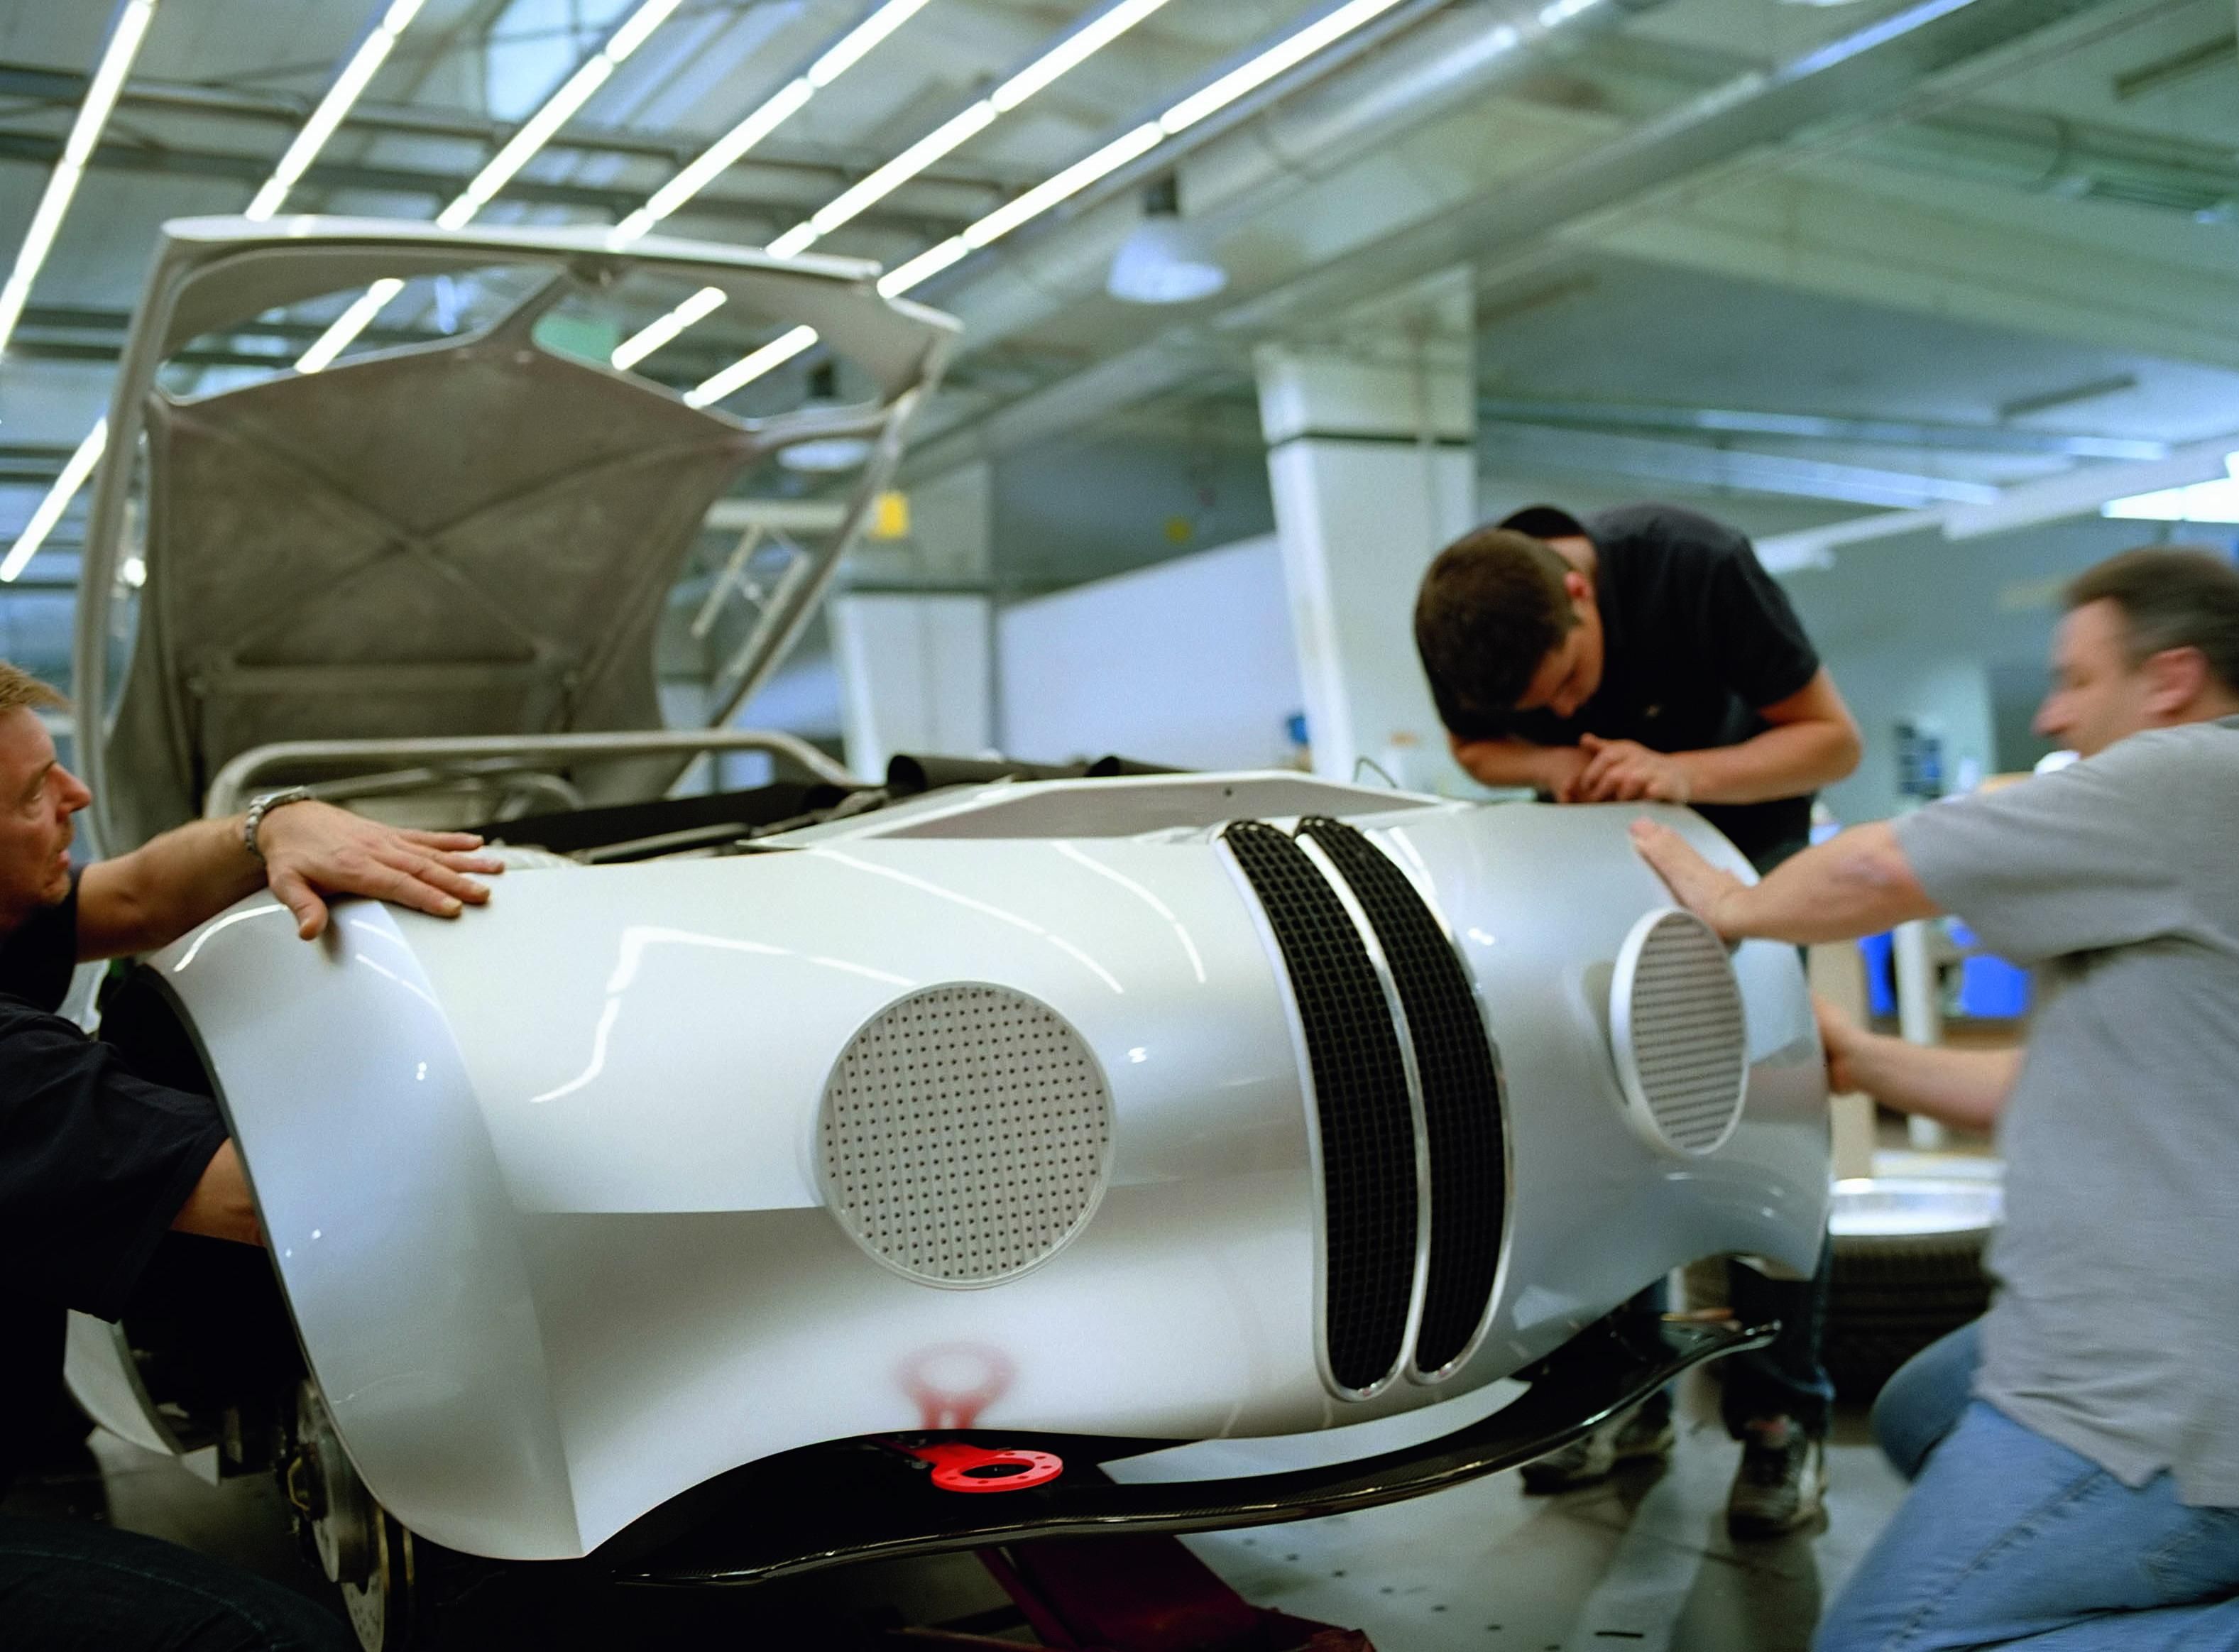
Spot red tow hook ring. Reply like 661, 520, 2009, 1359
905, 1441, 1065, 1494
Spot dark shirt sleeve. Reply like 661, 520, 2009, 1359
0, 875, 81, 1012
1692, 527, 1819, 710
0, 1003, 229, 1320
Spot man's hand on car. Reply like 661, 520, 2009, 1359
1574, 735, 1692, 804
1536, 743, 1592, 802
1628, 818, 1744, 935
256, 802, 504, 941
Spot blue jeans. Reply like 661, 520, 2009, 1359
1625, 1232, 1839, 1437
0, 1517, 353, 1651
1817, 1400, 2239, 1651
1872, 1318, 1983, 1481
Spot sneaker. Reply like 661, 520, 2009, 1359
1521, 1402, 1675, 1493
1726, 1415, 1826, 1538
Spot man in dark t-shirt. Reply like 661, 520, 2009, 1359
0, 660, 500, 1649
1418, 503, 1857, 867
1416, 503, 1862, 1536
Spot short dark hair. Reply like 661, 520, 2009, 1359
2065, 547, 2239, 694
1495, 504, 1588, 542
1415, 527, 1579, 715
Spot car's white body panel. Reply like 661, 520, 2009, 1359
144, 789, 1826, 1562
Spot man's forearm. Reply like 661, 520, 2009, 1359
1451, 736, 1569, 791
78, 815, 263, 959
1679, 719, 1862, 806
1844, 1035, 2019, 1134
1704, 821, 1942, 943
172, 1141, 260, 1245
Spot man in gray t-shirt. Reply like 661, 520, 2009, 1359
1632, 546, 2239, 1650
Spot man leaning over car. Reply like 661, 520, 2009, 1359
1414, 501, 1862, 1536
0, 660, 500, 1651
1631, 547, 2239, 1649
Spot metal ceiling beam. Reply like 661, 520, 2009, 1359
1480, 423, 2004, 508
1476, 396, 2169, 459
900, 0, 2126, 483
17, 301, 439, 349
0, 303, 741, 387
0, 126, 971, 241
0, 60, 1029, 195
1550, 19, 2239, 217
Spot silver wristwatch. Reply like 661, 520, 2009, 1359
242, 787, 314, 863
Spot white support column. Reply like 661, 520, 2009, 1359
1256, 268, 1476, 791
830, 459, 997, 779
829, 594, 992, 780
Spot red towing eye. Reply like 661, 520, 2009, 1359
901, 1441, 1066, 1494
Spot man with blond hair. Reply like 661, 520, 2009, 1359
0, 661, 500, 1649
1631, 547, 2239, 1648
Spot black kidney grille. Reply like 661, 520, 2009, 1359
1298, 818, 1506, 1374
1222, 820, 1418, 1391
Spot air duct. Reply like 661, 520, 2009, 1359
902, 0, 2122, 478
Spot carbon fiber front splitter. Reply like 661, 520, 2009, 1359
615, 1315, 1773, 1587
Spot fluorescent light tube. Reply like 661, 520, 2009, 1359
809, 0, 938, 87
619, 75, 816, 241
963, 122, 1161, 247
247, 0, 429, 220
686, 324, 819, 407
612, 284, 727, 368
0, 420, 109, 583
877, 236, 970, 295
2103, 456, 2239, 523
1158, 0, 1409, 136
0, 0, 160, 354
296, 278, 404, 373
992, 0, 1172, 111
808, 102, 1000, 240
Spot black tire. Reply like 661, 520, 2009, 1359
1824, 1227, 1991, 1402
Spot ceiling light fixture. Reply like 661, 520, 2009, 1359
5, 0, 441, 579
2102, 454, 2239, 523
1105, 173, 1225, 302
621, 0, 1176, 371
247, 0, 430, 220
0, 0, 161, 356
292, 0, 687, 375
684, 0, 1445, 405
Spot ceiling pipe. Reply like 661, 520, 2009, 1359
929, 0, 1670, 359
900, 0, 2123, 481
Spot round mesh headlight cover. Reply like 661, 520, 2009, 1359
1609, 907, 1748, 1157
819, 983, 1115, 1286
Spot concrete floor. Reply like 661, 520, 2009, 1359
3, 1365, 1907, 1649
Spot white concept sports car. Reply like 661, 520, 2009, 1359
58, 216, 1826, 1648
81, 764, 1829, 1644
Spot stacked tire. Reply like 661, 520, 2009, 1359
1824, 1221, 1991, 1401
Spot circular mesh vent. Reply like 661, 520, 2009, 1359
820, 984, 1113, 1286
1610, 909, 1748, 1156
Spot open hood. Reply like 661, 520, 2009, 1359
75, 217, 957, 852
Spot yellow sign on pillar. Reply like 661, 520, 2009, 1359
871, 491, 910, 540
